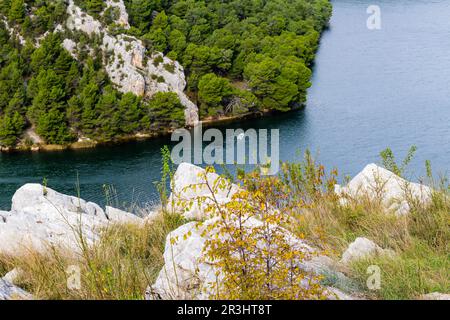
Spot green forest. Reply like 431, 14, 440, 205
0, 0, 332, 147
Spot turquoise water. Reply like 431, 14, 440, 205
1, 0, 449, 210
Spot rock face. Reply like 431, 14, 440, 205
104, 0, 130, 28
0, 279, 32, 300
65, 0, 198, 126
105, 206, 142, 224
167, 163, 240, 219
340, 237, 392, 264
0, 184, 141, 256
335, 164, 432, 215
148, 220, 215, 300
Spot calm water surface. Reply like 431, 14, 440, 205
1, 0, 449, 210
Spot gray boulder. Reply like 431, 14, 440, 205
335, 164, 432, 215
0, 279, 32, 300
166, 162, 240, 219
0, 184, 139, 256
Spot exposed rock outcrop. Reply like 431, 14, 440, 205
1, 18, 25, 45
65, 0, 198, 126
335, 164, 432, 215
104, 0, 130, 28
0, 184, 141, 255
166, 163, 240, 219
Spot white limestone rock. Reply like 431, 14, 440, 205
105, 206, 143, 224
65, 0, 198, 125
0, 184, 109, 256
340, 237, 393, 264
166, 163, 240, 219
326, 287, 357, 300
419, 292, 450, 300
335, 164, 432, 215
62, 38, 77, 58
103, 0, 130, 28
2, 268, 23, 285
0, 279, 33, 300
66, 1, 102, 35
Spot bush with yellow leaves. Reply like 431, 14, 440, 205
181, 165, 330, 300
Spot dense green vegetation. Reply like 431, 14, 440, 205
0, 28, 185, 146
0, 0, 331, 147
121, 0, 332, 116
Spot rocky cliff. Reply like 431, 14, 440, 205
64, 0, 198, 126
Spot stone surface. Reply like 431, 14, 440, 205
62, 38, 77, 58
1, 17, 25, 45
335, 164, 432, 215
340, 237, 392, 264
105, 206, 143, 224
166, 163, 240, 219
150, 162, 358, 300
150, 163, 357, 299
0, 184, 110, 255
0, 279, 32, 300
2, 268, 23, 285
419, 292, 450, 300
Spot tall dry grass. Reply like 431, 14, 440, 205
0, 211, 186, 299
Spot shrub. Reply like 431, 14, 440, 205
181, 166, 327, 299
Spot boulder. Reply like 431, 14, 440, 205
0, 184, 110, 255
104, 0, 130, 28
0, 279, 32, 300
340, 237, 393, 264
166, 163, 240, 219
335, 164, 432, 215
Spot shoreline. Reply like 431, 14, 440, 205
0, 109, 285, 154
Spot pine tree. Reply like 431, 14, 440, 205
119, 93, 142, 134
8, 0, 25, 24
0, 111, 25, 146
